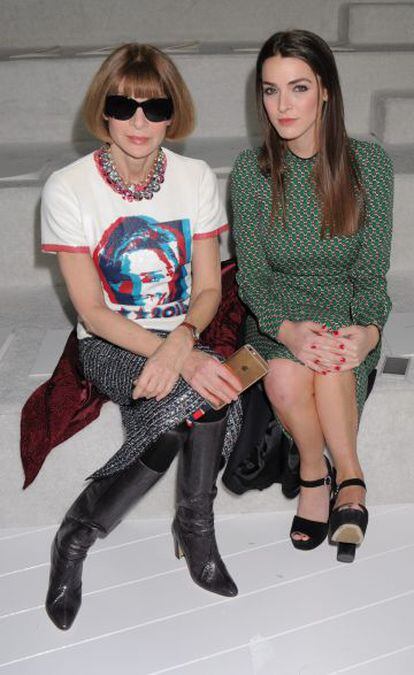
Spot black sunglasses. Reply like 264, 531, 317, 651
104, 95, 173, 122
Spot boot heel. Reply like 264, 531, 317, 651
337, 542, 356, 563
173, 535, 184, 559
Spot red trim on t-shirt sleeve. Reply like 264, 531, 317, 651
193, 223, 229, 240
41, 244, 90, 253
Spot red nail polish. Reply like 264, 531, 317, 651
322, 371, 327, 375
335, 365, 341, 371
322, 324, 327, 329
311, 345, 316, 349
315, 359, 320, 364
340, 344, 345, 350
333, 330, 339, 336
340, 357, 346, 363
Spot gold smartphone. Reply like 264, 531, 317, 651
209, 344, 269, 410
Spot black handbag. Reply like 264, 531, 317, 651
222, 382, 300, 498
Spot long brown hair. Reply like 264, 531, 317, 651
256, 30, 364, 237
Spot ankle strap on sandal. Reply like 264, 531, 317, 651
336, 478, 366, 492
300, 474, 333, 488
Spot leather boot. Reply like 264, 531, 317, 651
172, 414, 238, 597
46, 427, 186, 630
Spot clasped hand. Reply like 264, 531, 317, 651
279, 320, 379, 374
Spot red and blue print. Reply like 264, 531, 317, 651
93, 215, 192, 318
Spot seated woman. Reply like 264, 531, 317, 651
231, 30, 393, 562
41, 43, 242, 630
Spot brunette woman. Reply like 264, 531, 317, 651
231, 30, 393, 562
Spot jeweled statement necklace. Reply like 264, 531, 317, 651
94, 145, 167, 201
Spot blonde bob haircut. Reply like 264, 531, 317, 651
83, 43, 195, 142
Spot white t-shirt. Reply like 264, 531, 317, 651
41, 147, 228, 338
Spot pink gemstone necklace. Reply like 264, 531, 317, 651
94, 145, 167, 201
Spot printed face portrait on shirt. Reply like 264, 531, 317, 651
93, 215, 192, 318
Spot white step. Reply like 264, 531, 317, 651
0, 138, 413, 291
2, 137, 412, 186
0, 184, 59, 289
0, 137, 242, 184
0, 141, 96, 183
1, 49, 414, 143
1, 306, 413, 525
0, 0, 376, 49
2, 0, 410, 49
1, 308, 413, 527
375, 94, 414, 144
348, 2, 414, 45
1, 508, 413, 673
391, 172, 414, 291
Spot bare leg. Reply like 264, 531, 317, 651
264, 359, 331, 542
314, 371, 366, 510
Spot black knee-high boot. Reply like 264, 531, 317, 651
172, 412, 238, 597
46, 425, 187, 630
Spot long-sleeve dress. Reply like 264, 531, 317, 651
231, 138, 393, 415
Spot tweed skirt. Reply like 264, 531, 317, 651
78, 336, 243, 480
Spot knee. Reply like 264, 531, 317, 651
265, 373, 314, 413
266, 384, 305, 412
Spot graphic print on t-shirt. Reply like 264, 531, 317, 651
93, 215, 192, 320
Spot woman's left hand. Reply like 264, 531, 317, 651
180, 349, 242, 407
331, 324, 380, 371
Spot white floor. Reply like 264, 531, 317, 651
1, 506, 413, 675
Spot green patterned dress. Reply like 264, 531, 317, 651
231, 139, 393, 415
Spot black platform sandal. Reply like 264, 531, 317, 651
329, 478, 368, 563
290, 457, 336, 551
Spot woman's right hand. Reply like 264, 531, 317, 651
132, 341, 181, 401
180, 350, 243, 408
132, 329, 194, 401
277, 320, 345, 373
